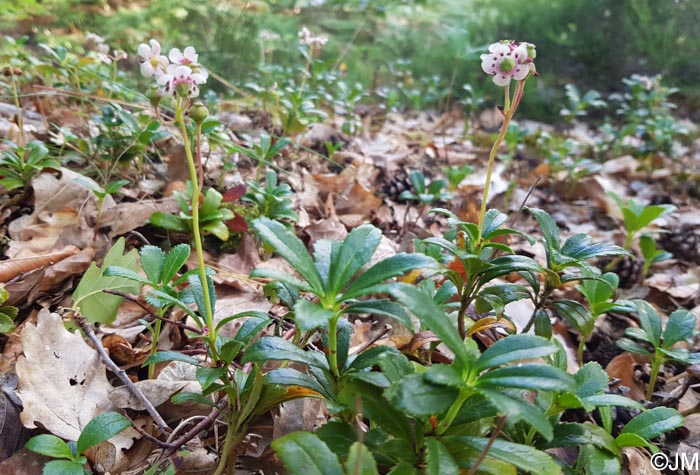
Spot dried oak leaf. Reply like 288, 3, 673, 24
16, 309, 117, 440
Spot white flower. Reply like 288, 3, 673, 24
299, 26, 328, 47
480, 41, 534, 86
113, 50, 128, 62
169, 46, 198, 66
158, 65, 200, 98
138, 39, 169, 78
258, 30, 280, 41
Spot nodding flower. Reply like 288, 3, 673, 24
137, 40, 208, 99
138, 39, 169, 78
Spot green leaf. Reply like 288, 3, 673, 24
196, 367, 227, 391
663, 309, 696, 348
343, 299, 412, 330
76, 412, 131, 455
143, 351, 203, 367
149, 211, 189, 232
444, 436, 560, 475
582, 394, 643, 410
253, 218, 324, 293
316, 420, 357, 459
294, 300, 335, 332
161, 244, 191, 284
329, 225, 381, 296
137, 246, 164, 284
171, 392, 217, 407
272, 432, 343, 475
476, 334, 558, 372
385, 373, 458, 417
189, 273, 216, 321
620, 407, 684, 440
243, 336, 328, 369
103, 266, 151, 285
41, 460, 85, 475
425, 438, 460, 475
553, 299, 594, 336
476, 364, 575, 392
540, 423, 619, 456
480, 390, 553, 441
387, 284, 471, 369
424, 364, 463, 387
578, 445, 621, 475
72, 238, 141, 324
343, 254, 437, 300
266, 368, 331, 399
345, 442, 379, 475
0, 312, 15, 333
528, 208, 561, 256
561, 234, 628, 261
614, 432, 650, 448
25, 434, 74, 459
634, 301, 662, 347
251, 267, 315, 292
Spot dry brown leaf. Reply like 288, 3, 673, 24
606, 353, 647, 402
100, 198, 179, 237
621, 447, 661, 475
17, 309, 117, 439
109, 380, 190, 411
0, 246, 80, 283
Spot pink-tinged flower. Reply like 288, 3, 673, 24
138, 39, 169, 78
169, 46, 198, 66
299, 26, 328, 47
158, 65, 200, 98
480, 41, 534, 86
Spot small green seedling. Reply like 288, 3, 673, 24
25, 412, 131, 475
559, 83, 607, 123
74, 176, 129, 241
230, 133, 291, 181
243, 169, 298, 227
105, 244, 192, 378
639, 233, 673, 276
608, 192, 675, 251
442, 164, 473, 191
618, 300, 699, 400
150, 184, 235, 242
575, 272, 634, 363
0, 286, 18, 333
0, 140, 60, 191
399, 170, 452, 206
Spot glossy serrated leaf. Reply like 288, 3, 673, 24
272, 432, 343, 475
424, 437, 459, 475
253, 217, 324, 293
344, 299, 412, 330
620, 407, 684, 440
476, 334, 557, 372
476, 364, 575, 392
161, 244, 191, 284
663, 309, 695, 348
345, 442, 379, 475
330, 225, 381, 296
139, 245, 165, 284
243, 336, 328, 369
42, 460, 85, 475
77, 412, 131, 455
385, 373, 458, 417
343, 254, 437, 300
388, 284, 471, 369
541, 423, 619, 456
294, 299, 335, 331
25, 434, 74, 459
445, 436, 560, 475
480, 390, 553, 441
266, 368, 330, 399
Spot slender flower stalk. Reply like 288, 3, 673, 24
478, 40, 536, 235
175, 99, 218, 358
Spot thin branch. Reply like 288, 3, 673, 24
467, 416, 507, 475
162, 402, 226, 458
73, 313, 169, 430
103, 289, 203, 334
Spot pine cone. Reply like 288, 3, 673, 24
600, 255, 645, 289
381, 170, 413, 201
659, 224, 700, 264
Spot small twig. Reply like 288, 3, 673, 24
162, 402, 225, 458
73, 313, 169, 430
467, 416, 507, 475
103, 289, 203, 334
509, 175, 542, 229
352, 324, 391, 355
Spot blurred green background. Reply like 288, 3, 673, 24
3, 0, 699, 120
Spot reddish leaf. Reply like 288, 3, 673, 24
222, 185, 247, 203
226, 214, 249, 233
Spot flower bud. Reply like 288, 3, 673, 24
190, 101, 209, 124
526, 43, 537, 60
175, 81, 191, 98
145, 84, 162, 107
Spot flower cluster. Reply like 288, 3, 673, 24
84, 32, 126, 65
299, 27, 328, 47
480, 41, 536, 86
137, 39, 208, 99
